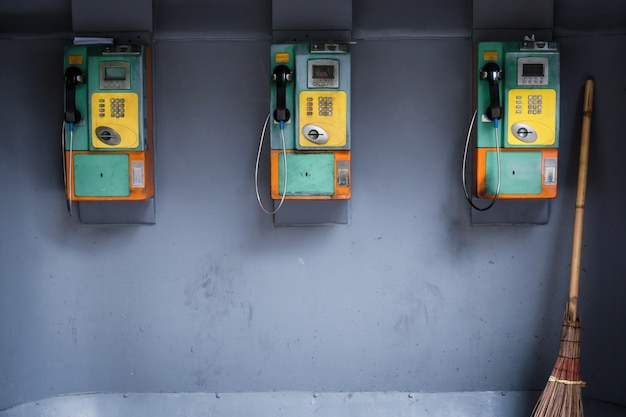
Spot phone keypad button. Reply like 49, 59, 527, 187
317, 96, 334, 116
98, 98, 106, 116
108, 97, 126, 118
526, 94, 543, 115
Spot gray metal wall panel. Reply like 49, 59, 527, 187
473, 0, 554, 31
71, 0, 152, 35
154, 0, 271, 40
353, 0, 471, 39
272, 0, 352, 36
555, 0, 626, 35
0, 0, 71, 36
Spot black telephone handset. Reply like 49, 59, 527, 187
272, 65, 292, 123
480, 63, 502, 121
64, 67, 85, 124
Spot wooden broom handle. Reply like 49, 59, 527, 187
568, 79, 595, 319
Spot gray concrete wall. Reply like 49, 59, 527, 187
1, 0, 625, 412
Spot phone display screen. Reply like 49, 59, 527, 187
522, 63, 544, 77
104, 67, 127, 81
312, 65, 334, 79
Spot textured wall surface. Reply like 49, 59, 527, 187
1, 0, 625, 413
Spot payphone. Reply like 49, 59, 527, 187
258, 43, 351, 212
63, 44, 154, 213
470, 37, 560, 204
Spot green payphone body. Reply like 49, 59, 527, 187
63, 44, 154, 210
474, 39, 560, 200
269, 43, 351, 203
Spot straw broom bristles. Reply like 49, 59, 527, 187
530, 309, 585, 417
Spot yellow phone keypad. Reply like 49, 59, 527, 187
91, 92, 140, 148
299, 91, 347, 148
507, 89, 557, 146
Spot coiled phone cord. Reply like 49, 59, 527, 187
61, 121, 74, 216
462, 110, 501, 211
255, 113, 288, 214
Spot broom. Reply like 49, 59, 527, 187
530, 79, 595, 417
